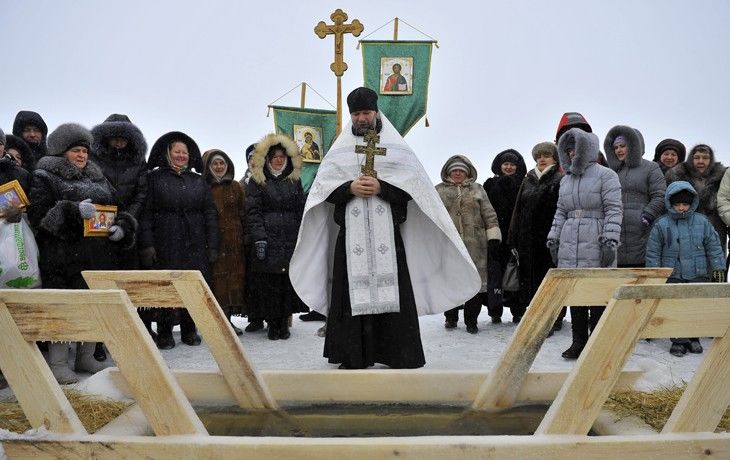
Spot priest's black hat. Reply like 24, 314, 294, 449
347, 87, 378, 113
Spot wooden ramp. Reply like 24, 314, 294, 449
81, 270, 277, 411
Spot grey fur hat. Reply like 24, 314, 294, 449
47, 123, 94, 156
0, 127, 5, 146
531, 142, 558, 161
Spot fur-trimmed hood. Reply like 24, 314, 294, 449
250, 133, 302, 185
147, 131, 203, 172
4, 134, 35, 171
202, 149, 236, 183
604, 125, 645, 169
91, 114, 147, 165
12, 110, 48, 141
490, 149, 527, 178
558, 127, 601, 176
35, 155, 107, 182
440, 154, 478, 184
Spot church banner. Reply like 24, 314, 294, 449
271, 105, 337, 193
360, 40, 434, 136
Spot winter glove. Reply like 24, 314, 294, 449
107, 225, 124, 242
487, 239, 500, 262
2, 205, 23, 223
255, 240, 267, 260
208, 248, 219, 264
712, 270, 727, 283
599, 239, 618, 267
640, 212, 654, 228
139, 247, 157, 268
78, 198, 96, 219
546, 239, 559, 266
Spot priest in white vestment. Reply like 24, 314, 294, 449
290, 87, 480, 368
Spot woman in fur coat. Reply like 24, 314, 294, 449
246, 133, 307, 340
665, 144, 728, 254
436, 155, 501, 333
28, 123, 137, 384
483, 149, 527, 323
138, 131, 219, 349
203, 149, 246, 335
507, 142, 564, 329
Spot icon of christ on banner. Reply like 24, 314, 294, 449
380, 57, 413, 95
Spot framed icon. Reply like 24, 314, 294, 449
0, 180, 30, 217
380, 57, 413, 95
84, 204, 118, 237
294, 125, 323, 163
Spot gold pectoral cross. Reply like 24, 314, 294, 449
355, 130, 387, 178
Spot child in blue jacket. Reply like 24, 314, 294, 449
645, 180, 726, 356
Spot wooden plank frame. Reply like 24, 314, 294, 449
471, 268, 673, 411
536, 283, 730, 435
81, 270, 277, 411
0, 289, 206, 436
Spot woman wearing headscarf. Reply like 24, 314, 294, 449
653, 138, 686, 176
507, 142, 564, 331
547, 128, 623, 360
436, 155, 500, 333
665, 144, 728, 254
603, 126, 666, 270
139, 132, 219, 349
246, 133, 306, 341
28, 123, 137, 383
203, 149, 246, 335
483, 149, 527, 323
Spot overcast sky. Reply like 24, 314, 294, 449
2, 0, 729, 183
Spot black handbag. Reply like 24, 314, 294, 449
502, 248, 520, 292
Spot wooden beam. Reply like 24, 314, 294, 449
106, 368, 641, 405
3, 433, 730, 459
663, 327, 730, 433
0, 299, 86, 435
536, 296, 660, 435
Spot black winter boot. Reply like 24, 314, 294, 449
267, 318, 280, 340
562, 307, 589, 360
279, 318, 291, 340
180, 311, 201, 346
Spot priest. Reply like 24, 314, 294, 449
290, 87, 480, 369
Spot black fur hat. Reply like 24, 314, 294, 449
47, 123, 93, 156
347, 87, 378, 113
669, 189, 695, 206
147, 131, 203, 172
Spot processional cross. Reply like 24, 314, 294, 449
314, 9, 364, 135
355, 130, 387, 178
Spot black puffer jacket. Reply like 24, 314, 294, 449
28, 156, 137, 289
0, 154, 31, 193
246, 133, 305, 274
138, 131, 219, 281
12, 111, 48, 164
91, 114, 148, 219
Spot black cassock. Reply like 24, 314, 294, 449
323, 180, 425, 369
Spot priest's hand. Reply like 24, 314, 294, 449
350, 175, 381, 198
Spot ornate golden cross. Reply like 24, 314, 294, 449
355, 130, 387, 178
314, 9, 364, 135
314, 9, 363, 77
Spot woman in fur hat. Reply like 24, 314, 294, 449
246, 133, 306, 340
653, 138, 686, 175
483, 149, 527, 323
28, 123, 138, 384
436, 155, 500, 333
507, 142, 565, 332
203, 149, 246, 336
665, 144, 728, 254
138, 132, 219, 349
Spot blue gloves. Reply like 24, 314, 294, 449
108, 225, 124, 241
78, 198, 96, 219
255, 241, 267, 260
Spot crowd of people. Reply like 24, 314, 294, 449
0, 97, 728, 385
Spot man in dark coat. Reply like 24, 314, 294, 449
12, 110, 48, 166
483, 149, 527, 323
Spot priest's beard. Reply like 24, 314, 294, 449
352, 116, 383, 136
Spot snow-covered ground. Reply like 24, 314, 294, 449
0, 308, 704, 401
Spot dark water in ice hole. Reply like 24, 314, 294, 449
196, 403, 586, 437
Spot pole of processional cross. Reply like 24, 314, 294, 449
314, 9, 364, 135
